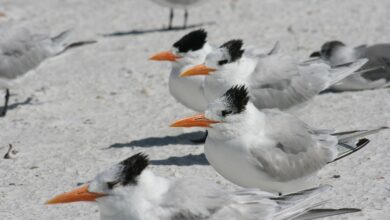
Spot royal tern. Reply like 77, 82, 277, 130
150, 29, 211, 112
180, 39, 368, 111
0, 24, 95, 116
150, 0, 205, 29
310, 41, 390, 91
171, 85, 387, 194
47, 153, 361, 220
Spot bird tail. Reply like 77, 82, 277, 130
60, 40, 97, 54
273, 185, 360, 220
291, 208, 361, 220
51, 29, 73, 45
331, 127, 388, 162
326, 58, 368, 87
51, 29, 97, 55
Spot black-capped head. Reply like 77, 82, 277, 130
319, 40, 345, 60
222, 85, 250, 116
109, 153, 149, 187
219, 39, 245, 65
173, 29, 207, 53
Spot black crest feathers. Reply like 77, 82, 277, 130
173, 29, 207, 53
224, 85, 250, 114
220, 39, 244, 63
118, 153, 149, 186
320, 41, 345, 59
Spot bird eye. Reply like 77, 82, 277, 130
218, 59, 228, 65
107, 181, 119, 189
221, 110, 233, 117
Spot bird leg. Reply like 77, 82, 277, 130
168, 8, 174, 30
1, 89, 9, 117
183, 9, 189, 29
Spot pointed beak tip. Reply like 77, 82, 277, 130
178, 72, 190, 78
45, 200, 56, 205
149, 55, 159, 61
170, 121, 185, 128
180, 65, 216, 77
170, 114, 219, 128
45, 185, 106, 205
149, 51, 179, 62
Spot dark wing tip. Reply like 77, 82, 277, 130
357, 138, 370, 147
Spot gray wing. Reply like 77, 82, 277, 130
273, 185, 360, 220
249, 58, 367, 110
273, 185, 329, 220
0, 25, 53, 80
360, 44, 390, 82
330, 44, 390, 91
248, 110, 338, 181
248, 53, 306, 109
163, 178, 278, 220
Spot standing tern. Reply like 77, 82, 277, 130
47, 153, 361, 220
150, 0, 205, 29
0, 24, 96, 116
171, 85, 387, 194
150, 29, 211, 112
310, 41, 390, 91
180, 39, 368, 111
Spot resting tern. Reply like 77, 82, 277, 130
0, 24, 96, 116
171, 85, 387, 194
150, 29, 211, 112
310, 41, 390, 91
150, 0, 205, 29
47, 153, 361, 220
180, 39, 368, 111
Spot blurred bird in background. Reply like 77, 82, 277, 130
309, 41, 390, 91
150, 0, 205, 29
0, 24, 96, 117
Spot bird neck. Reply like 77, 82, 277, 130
99, 170, 170, 220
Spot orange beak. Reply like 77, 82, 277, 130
149, 51, 181, 62
46, 185, 106, 205
180, 64, 216, 77
170, 113, 220, 128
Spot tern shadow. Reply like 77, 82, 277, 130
0, 96, 34, 114
150, 153, 209, 166
108, 131, 205, 148
102, 22, 216, 37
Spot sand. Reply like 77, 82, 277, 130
0, 0, 390, 219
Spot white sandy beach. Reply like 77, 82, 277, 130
0, 0, 390, 219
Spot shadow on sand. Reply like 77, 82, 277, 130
102, 22, 216, 37
150, 153, 209, 166
108, 131, 206, 148
0, 97, 34, 115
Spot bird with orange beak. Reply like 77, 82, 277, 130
150, 29, 212, 112
179, 39, 368, 111
171, 85, 386, 194
46, 153, 362, 220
